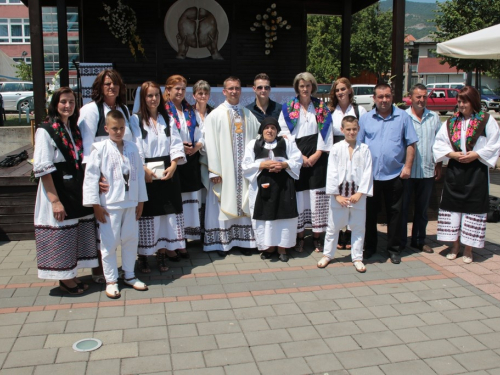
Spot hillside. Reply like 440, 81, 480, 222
379, 0, 440, 40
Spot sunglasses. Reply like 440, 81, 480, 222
256, 85, 271, 91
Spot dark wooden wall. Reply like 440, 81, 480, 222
81, 0, 312, 87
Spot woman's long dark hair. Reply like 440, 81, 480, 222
91, 69, 127, 105
138, 81, 169, 125
47, 87, 79, 130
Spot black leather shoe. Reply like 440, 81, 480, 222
364, 248, 376, 259
278, 253, 289, 262
240, 248, 252, 256
390, 253, 401, 264
176, 250, 190, 259
167, 255, 181, 262
260, 251, 273, 260
216, 251, 227, 258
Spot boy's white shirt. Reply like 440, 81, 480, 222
83, 139, 148, 208
326, 140, 373, 197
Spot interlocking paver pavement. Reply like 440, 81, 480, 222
2, 212, 500, 374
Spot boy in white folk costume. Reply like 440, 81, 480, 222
83, 110, 149, 299
319, 116, 373, 272
242, 117, 303, 262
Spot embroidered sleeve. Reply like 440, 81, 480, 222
33, 128, 57, 178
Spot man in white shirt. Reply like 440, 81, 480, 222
401, 83, 442, 253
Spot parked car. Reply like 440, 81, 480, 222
352, 84, 375, 111
427, 83, 500, 112
403, 88, 459, 115
316, 84, 332, 102
0, 81, 34, 111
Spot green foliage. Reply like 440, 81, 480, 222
13, 60, 32, 81
306, 3, 393, 82
433, 0, 500, 75
350, 3, 393, 80
306, 15, 342, 83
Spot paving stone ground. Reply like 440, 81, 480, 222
2, 193, 500, 373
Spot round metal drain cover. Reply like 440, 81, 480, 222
72, 338, 102, 352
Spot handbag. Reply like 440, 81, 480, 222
146, 161, 165, 180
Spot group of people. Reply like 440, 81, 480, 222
33, 68, 500, 299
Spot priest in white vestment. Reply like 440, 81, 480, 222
203, 77, 261, 256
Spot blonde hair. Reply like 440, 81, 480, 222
293, 72, 318, 95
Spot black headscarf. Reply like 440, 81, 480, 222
258, 116, 280, 136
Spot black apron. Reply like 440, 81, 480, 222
440, 114, 490, 214
38, 123, 92, 220
177, 151, 203, 193
295, 134, 328, 191
142, 155, 183, 216
252, 138, 298, 221
440, 158, 489, 214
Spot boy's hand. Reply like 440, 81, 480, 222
335, 195, 350, 207
136, 202, 144, 220
93, 205, 109, 223
99, 175, 109, 194
162, 165, 177, 180
349, 192, 362, 205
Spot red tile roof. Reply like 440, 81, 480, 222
418, 57, 465, 74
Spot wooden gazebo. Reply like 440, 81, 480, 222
23, 0, 406, 125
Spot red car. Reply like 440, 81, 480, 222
403, 88, 459, 115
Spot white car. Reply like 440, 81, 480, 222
0, 81, 34, 111
352, 84, 375, 112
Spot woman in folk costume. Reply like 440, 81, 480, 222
278, 72, 333, 253
131, 81, 187, 273
433, 86, 500, 264
164, 75, 204, 251
242, 117, 303, 262
328, 77, 367, 252
33, 87, 98, 294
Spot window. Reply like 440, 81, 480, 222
43, 36, 79, 71
12, 57, 31, 64
42, 7, 79, 32
427, 49, 437, 58
0, 18, 30, 43
0, 0, 22, 4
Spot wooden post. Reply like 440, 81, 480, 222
391, 0, 405, 103
340, 0, 352, 79
28, 0, 45, 126
57, 0, 70, 87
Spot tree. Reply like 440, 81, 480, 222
306, 3, 393, 83
306, 15, 342, 83
13, 60, 32, 81
350, 3, 393, 81
433, 0, 500, 77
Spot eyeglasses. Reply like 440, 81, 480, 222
256, 85, 271, 91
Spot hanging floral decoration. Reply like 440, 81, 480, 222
99, 0, 145, 59
46, 68, 63, 109
250, 3, 291, 55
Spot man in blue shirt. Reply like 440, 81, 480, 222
246, 73, 282, 122
401, 84, 442, 254
358, 83, 418, 264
